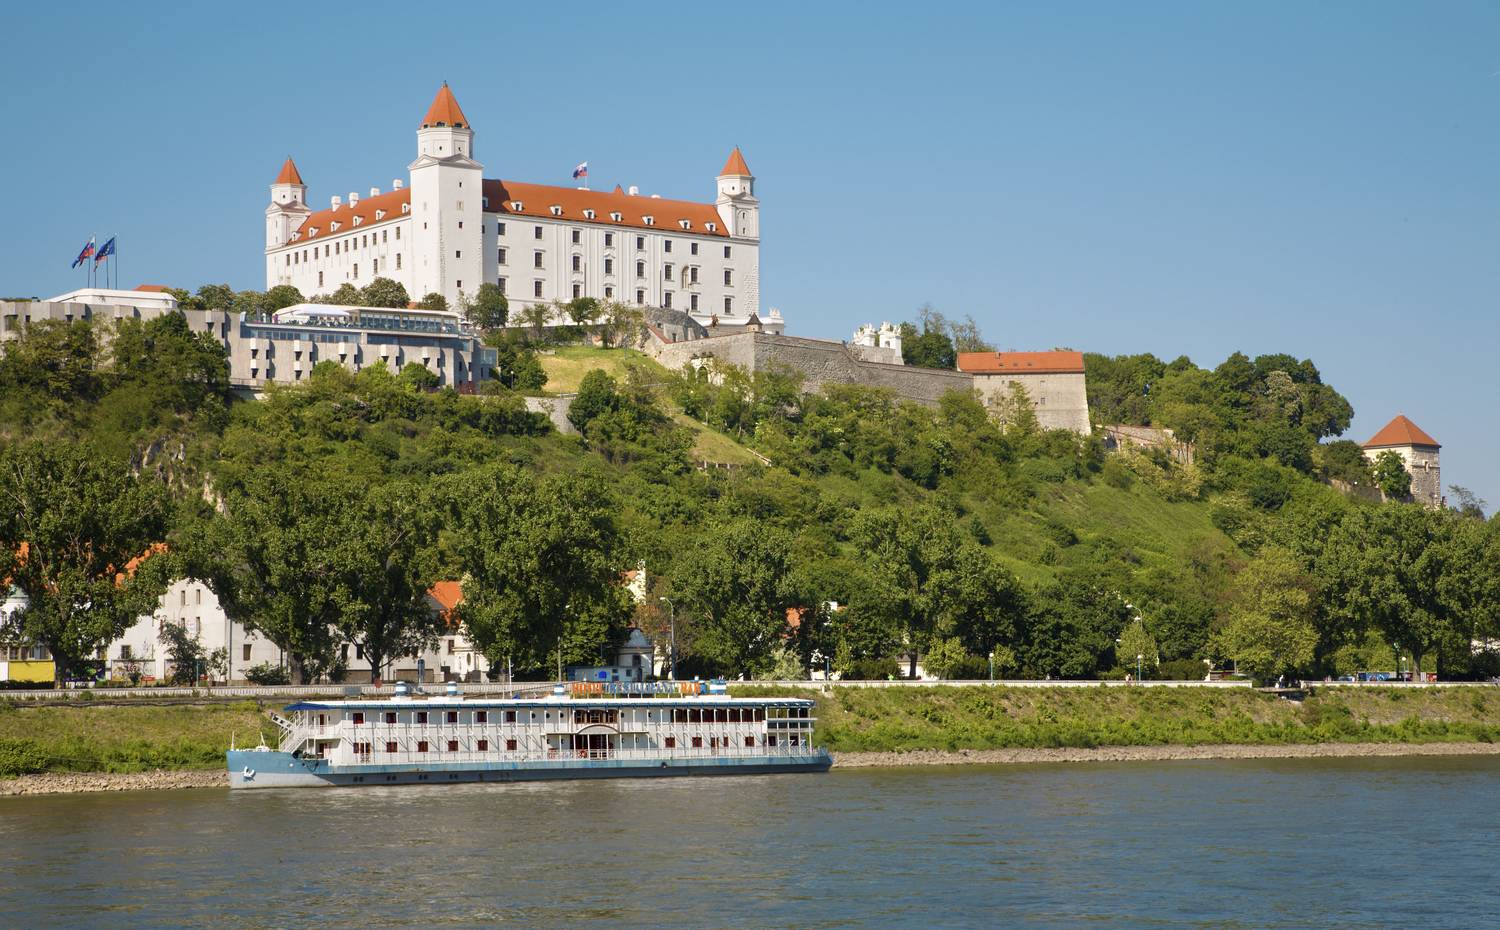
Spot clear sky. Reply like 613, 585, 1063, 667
3, 1, 1497, 506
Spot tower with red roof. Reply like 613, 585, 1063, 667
1361, 414, 1442, 507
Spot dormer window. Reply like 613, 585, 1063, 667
610, 212, 622, 222
679, 220, 691, 230
583, 209, 595, 220
401, 203, 410, 214
643, 216, 654, 226
482, 196, 489, 209
375, 210, 385, 220
290, 232, 300, 241
511, 201, 524, 211
329, 221, 341, 232
706, 222, 717, 232
549, 205, 563, 216
352, 216, 363, 226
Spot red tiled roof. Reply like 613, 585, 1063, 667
483, 179, 728, 237
1363, 414, 1439, 449
428, 580, 463, 613
291, 179, 728, 244
294, 188, 410, 241
420, 83, 469, 129
274, 157, 304, 186
957, 350, 1086, 375
133, 284, 170, 293
720, 147, 752, 177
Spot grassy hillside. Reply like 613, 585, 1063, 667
536, 345, 666, 394
0, 701, 269, 776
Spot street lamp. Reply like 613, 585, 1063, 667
989, 650, 995, 682
659, 597, 676, 681
1137, 653, 1144, 684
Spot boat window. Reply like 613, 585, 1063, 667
385, 741, 397, 753
504, 710, 516, 723
506, 739, 517, 751
478, 739, 488, 751
689, 709, 701, 723
446, 711, 458, 724
674, 709, 688, 723
754, 708, 765, 722
664, 737, 676, 748
477, 711, 488, 724
416, 711, 428, 724
728, 708, 740, 723
352, 712, 365, 725
745, 736, 755, 747
417, 740, 429, 753
767, 734, 777, 746
447, 740, 458, 752
385, 712, 397, 724
691, 736, 703, 748
715, 708, 728, 723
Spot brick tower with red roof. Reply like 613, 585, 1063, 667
1361, 414, 1442, 507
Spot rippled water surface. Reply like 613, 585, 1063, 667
2, 756, 1497, 929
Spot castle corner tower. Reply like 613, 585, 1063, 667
266, 157, 311, 258
409, 83, 484, 307
716, 147, 759, 241
1362, 414, 1442, 508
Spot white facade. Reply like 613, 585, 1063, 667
45, 287, 179, 311
265, 85, 763, 330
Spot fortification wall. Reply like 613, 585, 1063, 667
972, 372, 1091, 435
649, 331, 974, 407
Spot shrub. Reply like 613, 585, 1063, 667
843, 656, 899, 680
1157, 658, 1209, 681
244, 662, 290, 686
0, 738, 50, 776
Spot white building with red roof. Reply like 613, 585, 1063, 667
266, 84, 769, 332
956, 350, 1091, 435
1361, 414, 1442, 508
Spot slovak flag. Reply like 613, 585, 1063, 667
94, 237, 115, 264
572, 161, 588, 179
70, 237, 95, 268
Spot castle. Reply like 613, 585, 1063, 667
265, 84, 776, 333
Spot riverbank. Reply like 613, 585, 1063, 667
6, 741, 1500, 796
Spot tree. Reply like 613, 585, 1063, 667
518, 301, 552, 340
195, 283, 236, 311
399, 362, 440, 391
1215, 547, 1318, 682
159, 619, 207, 685
670, 518, 797, 676
466, 283, 509, 330
569, 369, 620, 432
325, 283, 361, 307
264, 285, 305, 311
488, 335, 548, 391
566, 297, 600, 327
180, 472, 346, 683
1448, 485, 1487, 520
418, 292, 449, 312
328, 482, 443, 685
0, 440, 171, 683
360, 277, 410, 309
1116, 617, 1159, 676
1020, 575, 1131, 678
1372, 450, 1412, 501
443, 465, 628, 675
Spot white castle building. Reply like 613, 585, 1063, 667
266, 84, 768, 331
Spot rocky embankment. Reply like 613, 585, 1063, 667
832, 741, 1500, 768
0, 770, 225, 796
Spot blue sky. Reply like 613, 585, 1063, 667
3, 1, 1497, 506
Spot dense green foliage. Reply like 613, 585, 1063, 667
0, 309, 1496, 685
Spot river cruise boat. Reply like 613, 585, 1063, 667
227, 681, 830, 789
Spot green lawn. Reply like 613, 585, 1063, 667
536, 345, 666, 394
0, 701, 269, 776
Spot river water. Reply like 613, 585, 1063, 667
2, 757, 1496, 929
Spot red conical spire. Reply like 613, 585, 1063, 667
274, 157, 303, 185
719, 146, 752, 176
420, 82, 470, 129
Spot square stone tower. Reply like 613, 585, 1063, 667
1361, 414, 1442, 508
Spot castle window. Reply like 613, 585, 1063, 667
691, 242, 699, 256
724, 297, 733, 314
534, 251, 544, 269
604, 258, 613, 275
534, 281, 543, 298
679, 220, 691, 230
456, 250, 462, 259
573, 284, 581, 299
550, 206, 562, 216
334, 242, 340, 255
583, 209, 595, 220
690, 266, 699, 284
664, 240, 673, 253
724, 246, 732, 259
382, 230, 387, 243
511, 202, 524, 211
605, 232, 614, 247
636, 289, 645, 305
395, 254, 401, 270
691, 294, 699, 312
663, 292, 672, 309
497, 277, 505, 294
372, 258, 378, 274
611, 212, 622, 222
534, 226, 543, 239
643, 216, 654, 226
498, 247, 507, 264
636, 236, 645, 250
604, 286, 613, 298
724, 269, 733, 286
572, 229, 581, 244
318, 272, 324, 286
636, 261, 645, 278
376, 210, 386, 221
572, 254, 581, 272
353, 263, 359, 280
458, 221, 463, 229
663, 263, 673, 280
706, 222, 717, 232
498, 222, 506, 235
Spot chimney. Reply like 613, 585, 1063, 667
650, 194, 661, 199
349, 192, 359, 207
393, 179, 404, 190
331, 195, 342, 209
369, 187, 381, 197
627, 185, 640, 196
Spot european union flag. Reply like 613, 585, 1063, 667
94, 237, 115, 264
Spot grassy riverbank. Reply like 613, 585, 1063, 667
0, 701, 269, 777
734, 686, 1500, 752
4, 687, 1500, 779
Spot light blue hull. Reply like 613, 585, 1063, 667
227, 749, 832, 789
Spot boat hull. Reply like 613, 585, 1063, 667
227, 749, 831, 789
